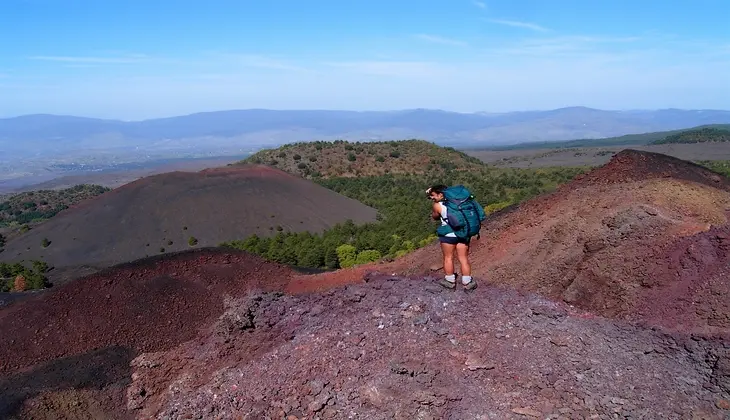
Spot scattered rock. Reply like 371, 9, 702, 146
465, 354, 496, 371
511, 407, 542, 417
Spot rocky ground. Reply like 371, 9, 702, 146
128, 273, 730, 419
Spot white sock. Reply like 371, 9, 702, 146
461, 275, 473, 285
444, 274, 456, 283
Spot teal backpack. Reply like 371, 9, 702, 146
441, 185, 487, 239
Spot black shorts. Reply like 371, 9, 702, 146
438, 235, 471, 245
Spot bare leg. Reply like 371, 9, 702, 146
441, 242, 456, 276
455, 243, 471, 277
438, 242, 457, 289
456, 242, 476, 289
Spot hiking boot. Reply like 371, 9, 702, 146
463, 279, 477, 291
438, 279, 456, 289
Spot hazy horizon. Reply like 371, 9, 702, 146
3, 105, 730, 122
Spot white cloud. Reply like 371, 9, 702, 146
324, 60, 446, 78
202, 53, 312, 72
413, 34, 467, 47
482, 35, 644, 59
472, 1, 486, 9
27, 55, 148, 64
484, 18, 549, 32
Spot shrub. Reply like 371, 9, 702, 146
278, 152, 287, 158
336, 244, 357, 268
308, 156, 317, 162
297, 163, 307, 170
188, 236, 198, 246
0, 233, 5, 248
347, 153, 356, 162
41, 238, 50, 248
13, 274, 27, 292
484, 200, 513, 215
375, 156, 385, 162
167, 240, 173, 246
389, 151, 401, 158
160, 247, 165, 253
293, 154, 302, 161
355, 249, 382, 265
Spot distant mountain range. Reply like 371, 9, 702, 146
3, 107, 730, 158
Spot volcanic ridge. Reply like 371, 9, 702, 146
2, 149, 730, 419
0, 164, 377, 284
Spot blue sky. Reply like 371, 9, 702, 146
1, 0, 728, 119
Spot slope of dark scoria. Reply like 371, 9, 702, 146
127, 274, 730, 419
0, 164, 377, 284
324, 149, 730, 336
0, 248, 296, 419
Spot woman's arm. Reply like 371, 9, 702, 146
431, 202, 442, 220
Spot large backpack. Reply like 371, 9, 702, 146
442, 185, 487, 239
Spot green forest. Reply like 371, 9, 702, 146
652, 127, 730, 145
222, 166, 587, 269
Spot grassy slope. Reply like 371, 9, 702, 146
474, 124, 730, 151
242, 139, 486, 178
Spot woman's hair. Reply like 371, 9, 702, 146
425, 184, 448, 197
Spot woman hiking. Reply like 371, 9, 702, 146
426, 184, 478, 291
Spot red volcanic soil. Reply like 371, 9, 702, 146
0, 248, 295, 419
0, 164, 377, 284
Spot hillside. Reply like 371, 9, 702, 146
230, 140, 585, 268
342, 149, 730, 335
0, 184, 109, 227
242, 139, 486, 178
479, 123, 730, 151
3, 150, 730, 418
652, 127, 730, 144
0, 164, 377, 284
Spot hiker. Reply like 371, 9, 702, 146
426, 184, 486, 290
